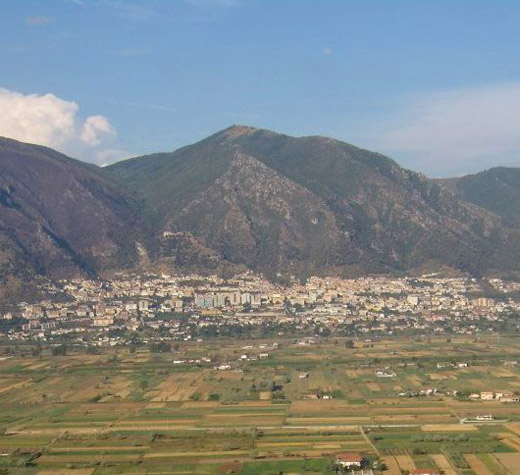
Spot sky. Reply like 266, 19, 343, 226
1, 0, 520, 176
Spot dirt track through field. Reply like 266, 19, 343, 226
0, 379, 32, 394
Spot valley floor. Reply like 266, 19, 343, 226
1, 336, 520, 473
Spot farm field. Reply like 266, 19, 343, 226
1, 336, 520, 473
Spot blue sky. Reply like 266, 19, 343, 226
1, 0, 520, 176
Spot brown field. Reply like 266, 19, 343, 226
370, 406, 447, 414
116, 418, 196, 425
464, 454, 494, 475
36, 470, 95, 475
290, 400, 367, 413
422, 423, 477, 431
431, 454, 457, 475
146, 402, 165, 408
405, 374, 423, 386
493, 369, 516, 378
498, 432, 520, 451
287, 417, 369, 425
181, 401, 219, 408
38, 454, 141, 464
203, 416, 285, 426
48, 446, 148, 452
507, 423, 520, 436
106, 375, 134, 398
395, 454, 416, 471
381, 456, 401, 475
143, 450, 251, 458
151, 372, 203, 401
493, 452, 520, 474
429, 373, 448, 380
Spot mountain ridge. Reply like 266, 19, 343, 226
106, 125, 520, 279
437, 166, 520, 227
2, 126, 520, 300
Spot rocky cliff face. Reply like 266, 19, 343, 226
167, 151, 346, 277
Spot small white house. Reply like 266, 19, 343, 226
336, 452, 364, 468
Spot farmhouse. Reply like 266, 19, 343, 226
375, 370, 395, 378
335, 452, 365, 468
476, 414, 494, 421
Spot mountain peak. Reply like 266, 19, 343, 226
220, 124, 259, 140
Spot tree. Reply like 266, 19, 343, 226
52, 344, 67, 356
31, 344, 42, 358
150, 342, 170, 353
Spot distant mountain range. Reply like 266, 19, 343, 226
2, 125, 520, 300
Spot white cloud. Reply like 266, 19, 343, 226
322, 47, 333, 56
0, 88, 78, 147
0, 87, 124, 165
380, 83, 520, 176
80, 115, 116, 146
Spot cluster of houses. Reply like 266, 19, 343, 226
2, 273, 520, 345
468, 391, 520, 403
335, 452, 441, 475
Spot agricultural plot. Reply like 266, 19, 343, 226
0, 336, 520, 472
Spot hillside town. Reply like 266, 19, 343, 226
2, 272, 520, 347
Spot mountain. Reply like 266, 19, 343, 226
439, 167, 520, 227
3, 126, 520, 299
107, 125, 519, 279
0, 137, 144, 301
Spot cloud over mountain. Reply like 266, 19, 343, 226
0, 87, 122, 165
80, 115, 116, 146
